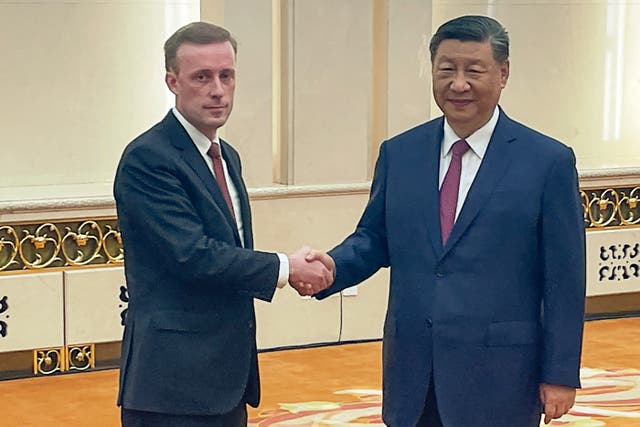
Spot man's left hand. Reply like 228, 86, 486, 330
539, 383, 576, 424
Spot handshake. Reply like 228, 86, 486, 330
283, 247, 335, 296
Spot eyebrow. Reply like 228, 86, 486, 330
436, 57, 486, 66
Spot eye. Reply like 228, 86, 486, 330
195, 74, 209, 82
220, 70, 234, 81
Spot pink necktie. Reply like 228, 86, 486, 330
440, 139, 470, 244
208, 143, 236, 222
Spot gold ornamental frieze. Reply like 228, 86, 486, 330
19, 223, 63, 269
103, 225, 124, 263
583, 186, 640, 228
61, 221, 103, 266
0, 226, 19, 271
0, 219, 123, 272
0, 186, 638, 273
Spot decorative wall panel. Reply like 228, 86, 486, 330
0, 219, 122, 272
64, 267, 126, 344
586, 228, 640, 297
0, 272, 64, 353
582, 187, 640, 228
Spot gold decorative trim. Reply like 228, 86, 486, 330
0, 226, 19, 271
33, 347, 65, 375
66, 343, 95, 372
583, 187, 640, 229
0, 219, 122, 272
32, 344, 97, 374
0, 185, 639, 273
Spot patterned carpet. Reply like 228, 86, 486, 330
0, 318, 638, 426
249, 367, 640, 426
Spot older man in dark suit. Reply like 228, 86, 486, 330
114, 22, 332, 426
309, 15, 586, 427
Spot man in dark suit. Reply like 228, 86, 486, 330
309, 15, 586, 427
114, 22, 332, 426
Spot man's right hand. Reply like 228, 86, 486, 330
287, 246, 333, 296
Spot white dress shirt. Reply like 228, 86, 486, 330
438, 106, 500, 220
172, 108, 289, 287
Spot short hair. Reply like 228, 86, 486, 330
429, 15, 509, 64
164, 22, 238, 73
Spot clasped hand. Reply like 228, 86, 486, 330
286, 246, 336, 296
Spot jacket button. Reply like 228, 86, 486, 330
426, 319, 433, 328
435, 272, 444, 278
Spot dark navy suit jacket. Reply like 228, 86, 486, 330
317, 109, 586, 427
114, 111, 280, 415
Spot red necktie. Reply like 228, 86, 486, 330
208, 143, 236, 222
440, 139, 470, 244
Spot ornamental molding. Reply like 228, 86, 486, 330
0, 180, 639, 272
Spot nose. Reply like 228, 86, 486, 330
208, 77, 224, 97
450, 71, 470, 92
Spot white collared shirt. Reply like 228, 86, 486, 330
172, 108, 245, 245
171, 108, 289, 287
439, 106, 500, 220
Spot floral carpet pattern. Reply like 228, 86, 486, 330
249, 368, 640, 426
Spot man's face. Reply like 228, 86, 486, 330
432, 39, 509, 138
165, 41, 236, 139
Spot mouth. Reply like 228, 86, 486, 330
448, 99, 472, 107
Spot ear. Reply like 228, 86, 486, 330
165, 71, 178, 95
500, 60, 510, 88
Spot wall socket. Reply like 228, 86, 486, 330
342, 286, 358, 297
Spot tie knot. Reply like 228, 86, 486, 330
451, 139, 470, 158
208, 143, 221, 159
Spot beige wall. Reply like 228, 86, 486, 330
251, 192, 389, 347
0, 0, 199, 194
1, 1, 640, 350
432, 1, 640, 170
3, 1, 640, 194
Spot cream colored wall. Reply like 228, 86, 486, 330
251, 192, 389, 348
2, 1, 640, 353
431, 1, 640, 170
0, 0, 199, 194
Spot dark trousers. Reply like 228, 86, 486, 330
121, 402, 247, 427
415, 379, 444, 427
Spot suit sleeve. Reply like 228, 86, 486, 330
114, 142, 279, 302
316, 142, 391, 299
539, 147, 586, 388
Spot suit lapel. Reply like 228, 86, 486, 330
422, 119, 445, 256
221, 140, 254, 249
164, 113, 242, 244
440, 111, 516, 258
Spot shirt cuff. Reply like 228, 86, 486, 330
276, 253, 289, 288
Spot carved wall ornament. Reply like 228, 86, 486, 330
597, 243, 640, 283
0, 226, 19, 271
33, 347, 64, 375
118, 285, 129, 326
0, 220, 122, 272
61, 221, 104, 266
0, 295, 8, 339
584, 186, 640, 228
67, 344, 95, 371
